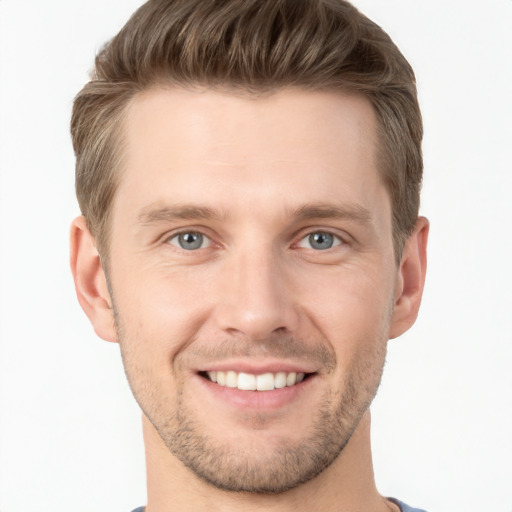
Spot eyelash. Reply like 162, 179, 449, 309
296, 231, 343, 251
166, 231, 212, 250
164, 229, 345, 252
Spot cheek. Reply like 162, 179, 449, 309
300, 263, 395, 338
295, 263, 395, 387
313, 271, 392, 395
112, 262, 217, 351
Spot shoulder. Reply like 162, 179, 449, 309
389, 498, 429, 512
130, 508, 145, 512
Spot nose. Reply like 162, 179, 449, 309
212, 247, 300, 340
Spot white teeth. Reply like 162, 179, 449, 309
206, 370, 307, 391
237, 373, 256, 390
256, 373, 274, 391
274, 372, 287, 389
286, 372, 297, 386
226, 371, 238, 388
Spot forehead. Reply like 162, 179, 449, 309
123, 86, 378, 166
113, 86, 389, 226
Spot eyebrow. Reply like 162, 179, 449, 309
137, 204, 224, 225
136, 201, 372, 226
294, 203, 372, 224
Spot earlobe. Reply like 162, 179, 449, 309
70, 216, 118, 343
389, 217, 429, 339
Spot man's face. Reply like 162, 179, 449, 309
106, 87, 401, 492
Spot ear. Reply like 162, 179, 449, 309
389, 217, 429, 339
70, 216, 118, 343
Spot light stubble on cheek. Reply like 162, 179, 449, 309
165, 340, 387, 494
114, 307, 390, 494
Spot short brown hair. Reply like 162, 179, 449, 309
71, 0, 423, 261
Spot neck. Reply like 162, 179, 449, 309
142, 411, 395, 512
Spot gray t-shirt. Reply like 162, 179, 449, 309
390, 498, 428, 512
131, 499, 427, 511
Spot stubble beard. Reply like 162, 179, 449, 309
160, 368, 382, 494
109, 282, 388, 494
119, 338, 387, 495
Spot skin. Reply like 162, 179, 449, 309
71, 87, 428, 512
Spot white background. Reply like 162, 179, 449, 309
0, 1, 511, 511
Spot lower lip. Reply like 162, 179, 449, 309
195, 374, 315, 411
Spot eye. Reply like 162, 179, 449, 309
297, 231, 342, 251
167, 231, 211, 250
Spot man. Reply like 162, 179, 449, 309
69, 0, 429, 511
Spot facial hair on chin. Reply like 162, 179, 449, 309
119, 333, 387, 494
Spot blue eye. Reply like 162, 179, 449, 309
168, 232, 210, 250
298, 231, 341, 250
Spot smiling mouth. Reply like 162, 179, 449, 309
200, 370, 313, 391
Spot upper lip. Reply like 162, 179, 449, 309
195, 359, 318, 375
